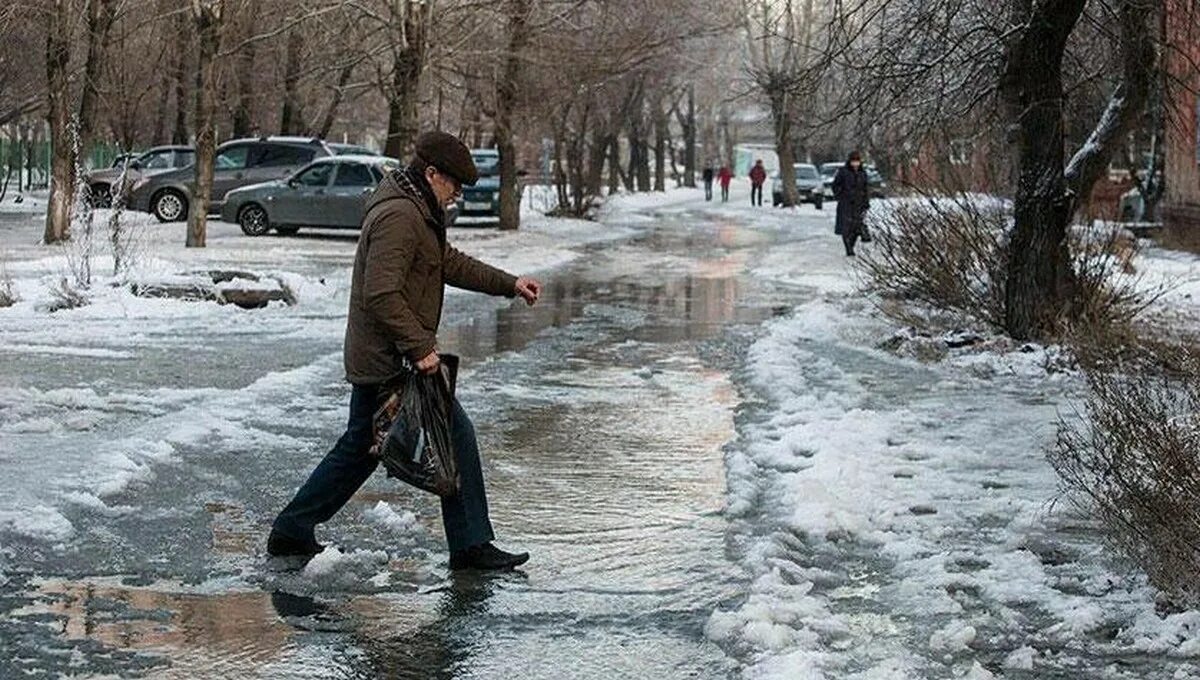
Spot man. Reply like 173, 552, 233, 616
702, 163, 715, 201
268, 131, 542, 571
749, 159, 767, 207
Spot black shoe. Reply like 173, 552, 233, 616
449, 542, 530, 571
267, 529, 325, 557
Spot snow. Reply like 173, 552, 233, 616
0, 190, 672, 545
7, 178, 1200, 676
672, 193, 1200, 676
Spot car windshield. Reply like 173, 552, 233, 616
821, 164, 839, 176
794, 165, 818, 180
473, 153, 499, 176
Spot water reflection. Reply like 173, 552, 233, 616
443, 257, 771, 359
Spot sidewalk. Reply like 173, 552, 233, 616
684, 197, 1200, 678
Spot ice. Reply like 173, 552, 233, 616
363, 500, 421, 536
928, 621, 976, 653
1003, 646, 1036, 670
301, 546, 391, 592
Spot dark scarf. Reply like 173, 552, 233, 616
393, 165, 446, 230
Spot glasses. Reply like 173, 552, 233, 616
433, 168, 463, 198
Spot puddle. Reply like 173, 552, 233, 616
0, 211, 803, 678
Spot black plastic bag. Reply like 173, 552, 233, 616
369, 354, 460, 497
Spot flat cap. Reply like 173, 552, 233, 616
415, 131, 478, 186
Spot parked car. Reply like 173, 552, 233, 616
85, 145, 194, 208
329, 143, 380, 156
820, 162, 890, 200
221, 154, 401, 236
454, 148, 501, 222
865, 165, 888, 198
819, 162, 840, 199
130, 136, 335, 223
771, 163, 825, 208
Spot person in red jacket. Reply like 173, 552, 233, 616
749, 159, 767, 206
718, 165, 733, 203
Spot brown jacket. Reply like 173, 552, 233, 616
344, 169, 517, 384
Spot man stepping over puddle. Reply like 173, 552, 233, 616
268, 131, 543, 571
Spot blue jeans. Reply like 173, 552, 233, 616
272, 384, 495, 553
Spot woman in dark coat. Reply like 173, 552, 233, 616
832, 151, 870, 256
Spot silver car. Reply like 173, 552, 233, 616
85, 145, 194, 208
220, 155, 401, 236
771, 163, 825, 208
129, 137, 335, 223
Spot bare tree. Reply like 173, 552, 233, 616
741, 0, 824, 208
835, 0, 1164, 341
1000, 0, 1155, 339
42, 0, 74, 244
491, 0, 532, 231
187, 0, 224, 248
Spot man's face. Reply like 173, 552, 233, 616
850, 160, 861, 169
425, 167, 463, 208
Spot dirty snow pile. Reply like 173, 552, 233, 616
706, 292, 1200, 674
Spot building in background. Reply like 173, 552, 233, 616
1164, 0, 1200, 245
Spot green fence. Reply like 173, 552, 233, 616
0, 136, 126, 192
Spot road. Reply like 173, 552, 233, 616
0, 198, 803, 678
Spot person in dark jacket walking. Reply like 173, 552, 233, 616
268, 131, 543, 572
832, 151, 871, 256
717, 165, 733, 203
702, 163, 715, 201
749, 159, 767, 207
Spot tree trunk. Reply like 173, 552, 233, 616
653, 97, 667, 192
43, 0, 74, 245
188, 0, 223, 249
232, 34, 256, 137
383, 1, 430, 159
78, 0, 117, 161
769, 87, 798, 207
586, 125, 606, 198
607, 134, 622, 194
495, 0, 531, 231
682, 85, 696, 187
172, 9, 190, 144
280, 27, 306, 135
1000, 0, 1086, 339
317, 63, 355, 139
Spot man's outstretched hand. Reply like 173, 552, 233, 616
514, 276, 542, 306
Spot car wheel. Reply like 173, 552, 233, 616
275, 225, 300, 236
88, 183, 112, 209
814, 196, 824, 210
238, 203, 271, 236
152, 189, 188, 223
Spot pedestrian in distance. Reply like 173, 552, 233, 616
749, 159, 767, 207
832, 150, 871, 257
702, 163, 715, 201
268, 131, 543, 572
718, 165, 733, 203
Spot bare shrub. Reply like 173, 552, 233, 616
858, 195, 1168, 344
857, 195, 1010, 328
0, 259, 16, 308
106, 162, 142, 277
47, 277, 88, 312
1052, 355, 1200, 610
